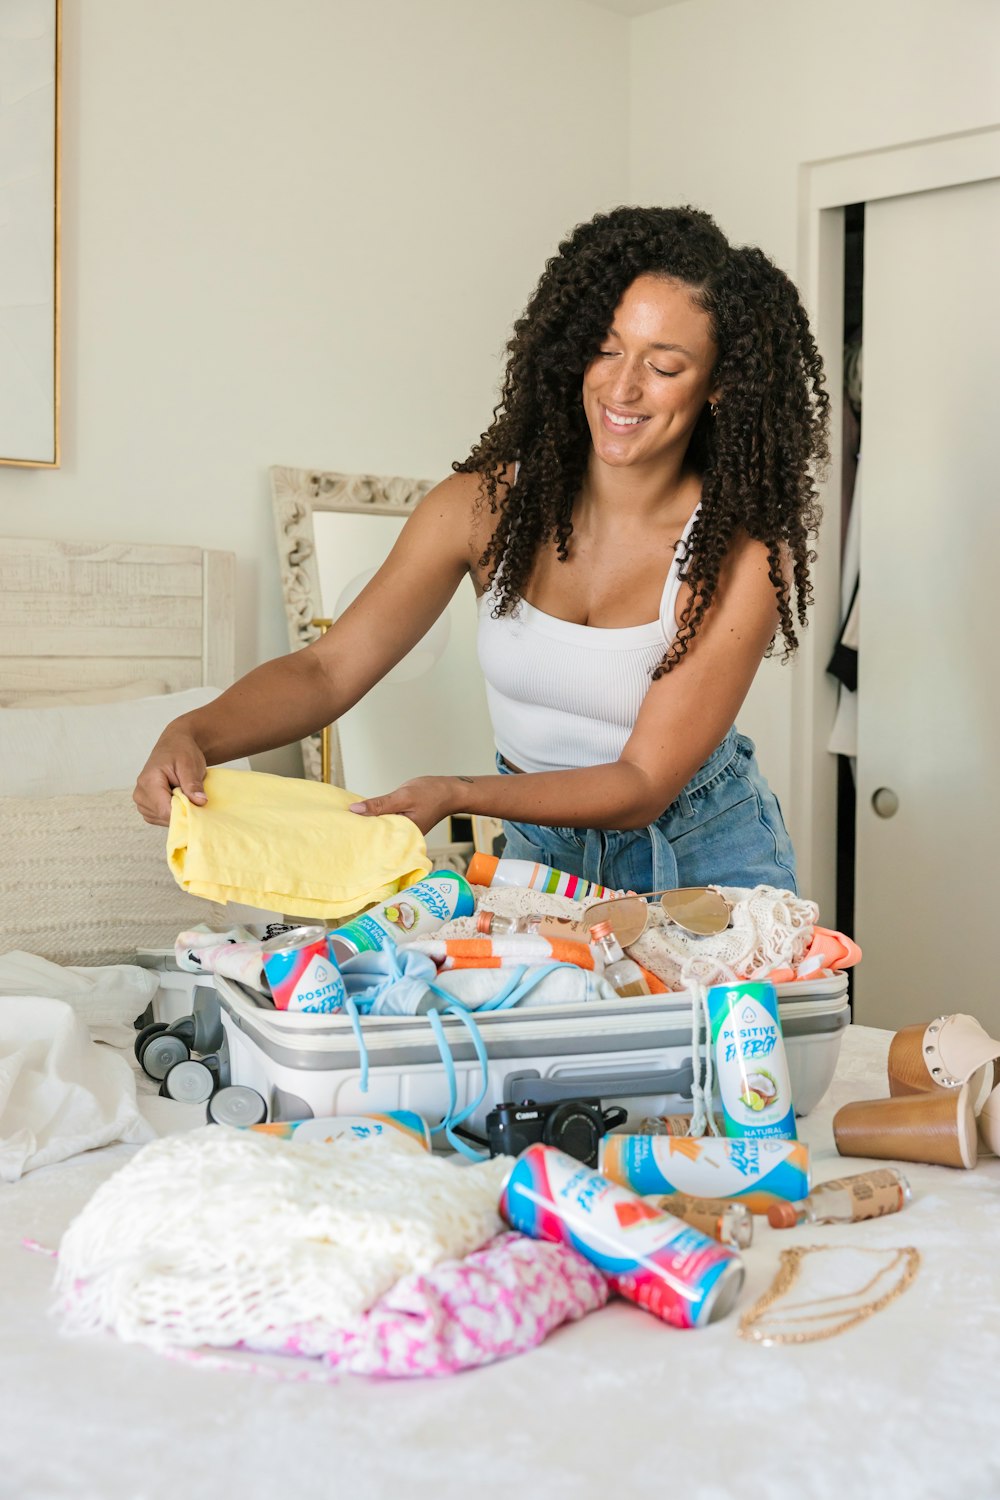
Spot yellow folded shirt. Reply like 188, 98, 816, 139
167, 767, 431, 919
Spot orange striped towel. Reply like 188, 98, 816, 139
407, 936, 596, 971
407, 936, 667, 992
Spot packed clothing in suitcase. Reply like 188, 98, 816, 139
147, 858, 858, 1158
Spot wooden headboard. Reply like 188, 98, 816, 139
0, 538, 235, 701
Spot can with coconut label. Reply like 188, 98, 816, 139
707, 981, 797, 1140
327, 871, 475, 963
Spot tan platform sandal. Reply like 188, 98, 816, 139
887, 1013, 1000, 1154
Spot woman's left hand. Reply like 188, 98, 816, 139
349, 776, 460, 836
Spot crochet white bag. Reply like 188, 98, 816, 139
621, 886, 818, 990
456, 883, 820, 991
54, 1129, 511, 1354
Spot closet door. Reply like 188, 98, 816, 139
854, 176, 1000, 1031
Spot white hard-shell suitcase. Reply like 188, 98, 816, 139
210, 972, 850, 1135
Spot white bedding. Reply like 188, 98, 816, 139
0, 688, 232, 798
3, 1025, 1000, 1500
0, 689, 255, 965
0, 995, 153, 1182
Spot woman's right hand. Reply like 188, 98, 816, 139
133, 732, 209, 827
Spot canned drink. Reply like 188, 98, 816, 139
249, 1110, 431, 1153
707, 981, 797, 1140
261, 927, 346, 1012
647, 1194, 754, 1249
327, 871, 475, 963
599, 1135, 810, 1213
499, 1143, 744, 1329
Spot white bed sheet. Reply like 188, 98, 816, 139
3, 1025, 1000, 1500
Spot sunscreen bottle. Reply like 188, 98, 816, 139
707, 981, 797, 1140
466, 852, 617, 900
327, 870, 474, 963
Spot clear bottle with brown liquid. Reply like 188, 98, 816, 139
477, 910, 541, 936
589, 920, 650, 998
649, 1193, 754, 1249
477, 910, 590, 941
767, 1167, 911, 1228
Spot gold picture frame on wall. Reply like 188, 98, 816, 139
0, 0, 61, 468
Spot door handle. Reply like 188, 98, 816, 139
872, 786, 899, 819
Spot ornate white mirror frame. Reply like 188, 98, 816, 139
270, 464, 499, 872
270, 465, 434, 784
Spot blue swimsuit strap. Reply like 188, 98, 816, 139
424, 963, 565, 1158
429, 962, 564, 1014
342, 993, 370, 1094
343, 963, 568, 1159
426, 1004, 492, 1159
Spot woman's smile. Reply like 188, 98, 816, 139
601, 403, 651, 431
583, 273, 718, 469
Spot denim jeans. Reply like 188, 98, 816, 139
496, 728, 797, 894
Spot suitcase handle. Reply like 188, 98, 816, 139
506, 1059, 694, 1108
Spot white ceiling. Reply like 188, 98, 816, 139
574, 0, 695, 16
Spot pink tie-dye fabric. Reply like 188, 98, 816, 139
318, 1232, 608, 1377
124, 1233, 607, 1382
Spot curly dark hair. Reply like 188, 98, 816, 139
455, 205, 829, 676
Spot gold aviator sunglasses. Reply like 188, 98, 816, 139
582, 886, 732, 947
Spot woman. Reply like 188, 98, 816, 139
135, 205, 828, 893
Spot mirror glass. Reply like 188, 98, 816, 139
310, 506, 496, 851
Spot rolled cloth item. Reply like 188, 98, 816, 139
146, 1233, 609, 1382
167, 767, 431, 919
431, 965, 622, 1008
319, 1232, 609, 1378
337, 945, 622, 1013
407, 934, 597, 971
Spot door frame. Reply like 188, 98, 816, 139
790, 124, 1000, 922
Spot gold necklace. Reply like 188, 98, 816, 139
738, 1245, 921, 1346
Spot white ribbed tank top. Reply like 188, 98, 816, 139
477, 505, 699, 774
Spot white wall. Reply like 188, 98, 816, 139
0, 0, 630, 773
7, 0, 995, 826
629, 0, 1000, 848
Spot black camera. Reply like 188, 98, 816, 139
485, 1098, 627, 1167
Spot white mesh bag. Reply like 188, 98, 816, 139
54, 1129, 510, 1354
624, 885, 819, 990
448, 883, 820, 991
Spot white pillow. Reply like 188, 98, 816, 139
0, 688, 249, 798
0, 789, 229, 966
0, 677, 169, 708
